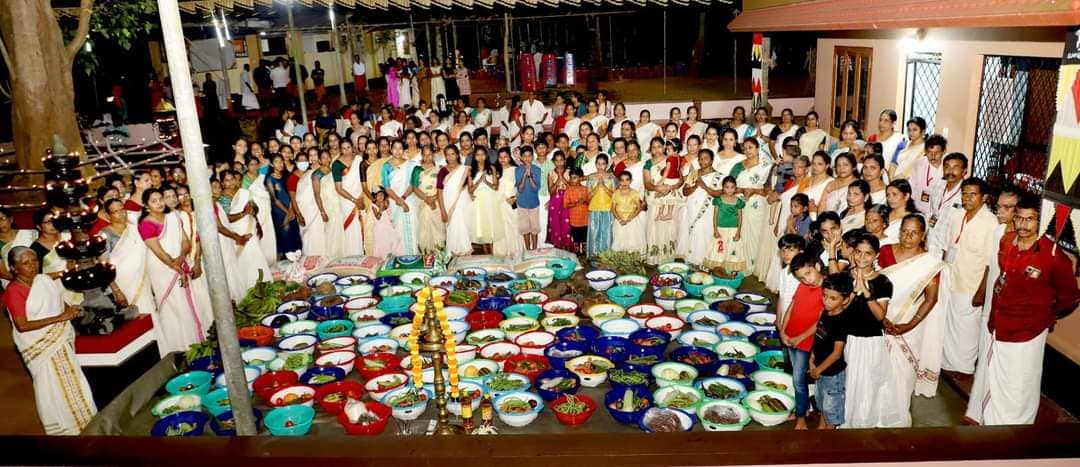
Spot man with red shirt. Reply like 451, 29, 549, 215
969, 195, 1080, 425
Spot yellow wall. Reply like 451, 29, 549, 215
815, 31, 1080, 363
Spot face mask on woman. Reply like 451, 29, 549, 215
297, 161, 311, 171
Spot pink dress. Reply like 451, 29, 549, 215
371, 209, 402, 258
387, 67, 400, 107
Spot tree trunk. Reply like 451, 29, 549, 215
0, 0, 87, 198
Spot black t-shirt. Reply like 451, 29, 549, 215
845, 274, 892, 337
29, 241, 51, 272
812, 311, 848, 376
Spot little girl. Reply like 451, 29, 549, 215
709, 176, 746, 272
371, 190, 402, 258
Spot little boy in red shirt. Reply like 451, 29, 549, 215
779, 252, 826, 430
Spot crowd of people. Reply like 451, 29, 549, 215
1, 80, 1078, 435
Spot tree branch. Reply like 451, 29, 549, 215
65, 0, 95, 61
0, 34, 12, 73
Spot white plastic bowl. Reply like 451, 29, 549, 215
453, 344, 478, 364
444, 306, 469, 322
645, 315, 686, 340
277, 334, 318, 356
600, 318, 641, 339
400, 272, 432, 290
428, 275, 457, 290
585, 269, 617, 291
269, 385, 316, 408
341, 283, 375, 298
480, 341, 522, 361
493, 391, 544, 427
701, 285, 737, 305
499, 317, 540, 340
716, 321, 757, 340
566, 355, 614, 387
466, 328, 508, 347
651, 361, 699, 387
750, 370, 795, 397
214, 365, 261, 391
450, 320, 470, 344
514, 291, 550, 306
540, 314, 580, 333
458, 358, 500, 381
389, 324, 414, 350
714, 340, 760, 362
356, 336, 399, 355
381, 386, 432, 421
626, 304, 664, 325
276, 300, 311, 318
653, 287, 688, 311
675, 299, 710, 321
687, 310, 730, 332
736, 292, 772, 314
345, 297, 380, 311
658, 262, 692, 277
542, 299, 579, 316
348, 308, 385, 325
677, 330, 721, 349
241, 347, 277, 370
315, 350, 357, 375
745, 312, 777, 331
743, 390, 795, 426
586, 303, 626, 323
698, 400, 751, 431
524, 268, 555, 288
279, 320, 318, 337
352, 323, 392, 341
514, 331, 557, 356
447, 381, 484, 416
364, 372, 409, 400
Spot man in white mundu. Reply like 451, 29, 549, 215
940, 177, 998, 376
3, 247, 96, 435
221, 170, 271, 301
963, 187, 1019, 424
970, 197, 1080, 425
925, 153, 966, 258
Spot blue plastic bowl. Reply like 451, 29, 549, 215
715, 359, 759, 385
316, 319, 355, 340
534, 368, 581, 401
609, 365, 653, 393
590, 336, 631, 364
622, 346, 664, 374
638, 407, 697, 433
300, 366, 346, 386
754, 350, 786, 371
166, 371, 214, 396
151, 411, 209, 437
606, 285, 643, 309
544, 340, 588, 370
604, 386, 652, 425
264, 405, 315, 436
202, 387, 233, 417
310, 296, 347, 321
670, 346, 721, 376
627, 328, 671, 356
556, 325, 601, 347
750, 330, 783, 352
211, 408, 263, 436
379, 311, 415, 328
377, 295, 416, 314
709, 299, 751, 316
546, 258, 577, 280
712, 272, 746, 290
189, 352, 222, 373
502, 303, 542, 320
369, 276, 402, 295
476, 295, 512, 312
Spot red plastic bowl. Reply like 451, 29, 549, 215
253, 371, 299, 403
315, 380, 365, 415
550, 393, 598, 426
466, 310, 504, 330
357, 352, 401, 381
337, 400, 393, 435
446, 290, 479, 310
238, 326, 275, 347
502, 353, 551, 382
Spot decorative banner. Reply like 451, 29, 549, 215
1042, 28, 1080, 208
750, 33, 764, 111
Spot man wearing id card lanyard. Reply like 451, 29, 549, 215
967, 195, 1079, 425
940, 177, 997, 377
925, 152, 967, 258
909, 134, 946, 215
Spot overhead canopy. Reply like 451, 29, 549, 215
55, 0, 717, 16
728, 0, 1080, 32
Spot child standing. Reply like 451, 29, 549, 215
775, 234, 807, 325
708, 176, 746, 271
779, 252, 826, 430
811, 272, 854, 429
610, 171, 646, 255
563, 168, 590, 255
786, 193, 812, 239
371, 190, 402, 258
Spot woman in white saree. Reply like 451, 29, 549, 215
880, 214, 946, 427
219, 174, 271, 302
101, 199, 154, 318
438, 146, 473, 256
383, 140, 419, 255
318, 151, 343, 260
139, 189, 209, 355
680, 149, 724, 267
494, 149, 525, 257
333, 150, 367, 258
247, 171, 278, 265
3, 247, 97, 435
296, 150, 329, 258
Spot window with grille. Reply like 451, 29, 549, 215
831, 46, 872, 135
972, 55, 1060, 194
903, 52, 941, 134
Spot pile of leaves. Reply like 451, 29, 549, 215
184, 325, 219, 366
595, 250, 649, 276
235, 271, 310, 328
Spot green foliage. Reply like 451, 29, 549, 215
64, 0, 158, 76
